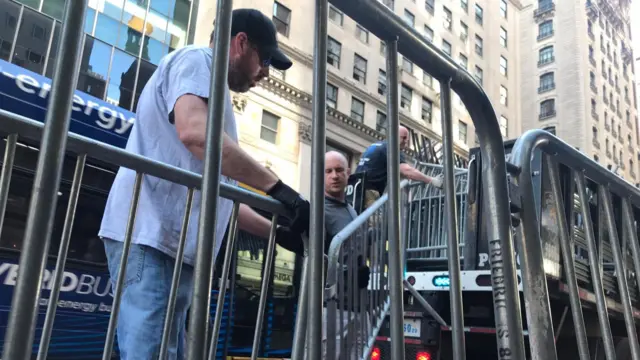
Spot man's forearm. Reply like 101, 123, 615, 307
237, 204, 273, 238
400, 164, 432, 183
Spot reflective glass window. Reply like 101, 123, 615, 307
77, 35, 111, 99
144, 35, 168, 65
12, 7, 54, 75
95, 12, 120, 45
42, 0, 66, 21
15, 0, 39, 9
0, 0, 21, 61
45, 21, 60, 77
85, 7, 96, 34
106, 49, 137, 108
133, 58, 156, 110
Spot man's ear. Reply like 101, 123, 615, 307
346, 167, 351, 177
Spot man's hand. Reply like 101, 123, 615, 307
275, 226, 305, 256
430, 174, 444, 189
267, 180, 310, 234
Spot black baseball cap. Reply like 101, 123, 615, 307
231, 8, 293, 71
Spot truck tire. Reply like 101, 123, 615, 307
615, 338, 632, 360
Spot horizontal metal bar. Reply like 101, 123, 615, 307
510, 129, 640, 209
0, 109, 290, 217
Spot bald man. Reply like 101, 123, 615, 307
356, 126, 443, 208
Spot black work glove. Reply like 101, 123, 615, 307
267, 180, 310, 235
275, 226, 305, 256
357, 264, 371, 289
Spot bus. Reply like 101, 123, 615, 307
0, 58, 301, 359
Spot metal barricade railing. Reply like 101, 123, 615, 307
405, 163, 468, 260
510, 129, 640, 360
1, 0, 518, 360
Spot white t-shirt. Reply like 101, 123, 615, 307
99, 45, 238, 266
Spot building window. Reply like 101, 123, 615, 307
500, 27, 507, 48
474, 65, 483, 85
499, 56, 508, 76
442, 40, 452, 56
271, 68, 285, 81
459, 53, 468, 69
353, 54, 367, 84
460, 21, 468, 42
381, 0, 395, 9
424, 25, 434, 42
327, 37, 341, 68
475, 35, 483, 56
378, 69, 387, 96
421, 97, 433, 122
404, 9, 415, 27
425, 0, 435, 14
500, 0, 508, 18
458, 121, 468, 142
376, 111, 387, 134
540, 99, 556, 119
423, 73, 433, 87
355, 25, 369, 43
329, 5, 343, 25
539, 72, 555, 92
402, 57, 414, 74
475, 4, 483, 25
327, 83, 338, 108
443, 6, 452, 31
590, 71, 596, 88
499, 115, 508, 137
260, 110, 280, 144
500, 85, 508, 106
591, 98, 597, 113
401, 84, 413, 110
272, 2, 291, 37
538, 20, 553, 40
461, 0, 468, 12
380, 42, 386, 56
538, 46, 554, 66
351, 97, 365, 122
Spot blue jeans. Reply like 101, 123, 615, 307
103, 238, 193, 360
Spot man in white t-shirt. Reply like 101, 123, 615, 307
99, 9, 308, 359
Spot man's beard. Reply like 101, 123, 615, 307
228, 59, 251, 93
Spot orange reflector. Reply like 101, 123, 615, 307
416, 351, 432, 360
371, 347, 381, 360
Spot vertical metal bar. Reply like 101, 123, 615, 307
159, 188, 196, 359
0, 134, 18, 233
251, 215, 279, 360
2, 1, 87, 358
599, 188, 640, 360
622, 198, 640, 315
546, 162, 590, 360
186, 0, 233, 357
7, 5, 23, 65
102, 172, 143, 360
291, 256, 309, 360
41, 17, 56, 76
186, 0, 198, 45
439, 79, 465, 360
575, 173, 616, 359
37, 155, 86, 360
308, 0, 328, 358
384, 38, 405, 360
207, 202, 240, 360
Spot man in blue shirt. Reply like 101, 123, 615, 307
355, 126, 443, 208
99, 9, 308, 359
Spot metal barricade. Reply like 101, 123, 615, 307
510, 129, 640, 360
405, 163, 469, 260
0, 0, 518, 359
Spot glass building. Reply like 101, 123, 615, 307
0, 0, 194, 110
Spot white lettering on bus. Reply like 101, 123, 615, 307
0, 263, 113, 298
10, 71, 135, 134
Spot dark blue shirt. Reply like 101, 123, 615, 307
355, 141, 406, 194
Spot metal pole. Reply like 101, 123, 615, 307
439, 79, 465, 360
160, 189, 195, 360
575, 174, 616, 360
2, 0, 87, 357
622, 198, 640, 321
37, 155, 87, 360
384, 38, 405, 360
308, 0, 328, 358
546, 161, 590, 360
599, 188, 640, 360
403, 280, 446, 327
207, 203, 240, 360
291, 256, 309, 360
251, 215, 279, 360
102, 173, 143, 360
0, 134, 17, 233
186, 0, 233, 357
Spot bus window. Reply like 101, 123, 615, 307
0, 144, 115, 267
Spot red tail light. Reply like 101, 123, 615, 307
416, 351, 432, 360
371, 347, 381, 360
